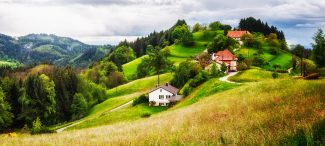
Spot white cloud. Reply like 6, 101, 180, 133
0, 0, 324, 46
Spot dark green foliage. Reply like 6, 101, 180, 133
182, 86, 191, 96
312, 119, 325, 145
145, 45, 172, 85
239, 17, 285, 40
70, 93, 88, 120
0, 87, 13, 131
171, 61, 201, 88
192, 23, 206, 32
208, 34, 237, 53
51, 67, 79, 121
189, 71, 209, 88
272, 72, 279, 79
280, 129, 308, 146
141, 112, 151, 118
312, 29, 325, 67
136, 58, 151, 78
208, 21, 232, 31
252, 56, 267, 67
220, 63, 228, 72
108, 46, 136, 70
19, 74, 56, 125
172, 24, 194, 46
106, 71, 127, 89
30, 117, 53, 134
132, 94, 148, 106
210, 63, 220, 77
117, 19, 187, 57
0, 33, 112, 68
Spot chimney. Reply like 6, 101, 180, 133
156, 84, 158, 88
165, 83, 169, 86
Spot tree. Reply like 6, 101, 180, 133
170, 61, 201, 88
172, 24, 193, 46
19, 74, 56, 125
209, 21, 222, 31
0, 87, 13, 131
208, 34, 237, 53
109, 46, 136, 70
197, 52, 211, 68
136, 57, 151, 78
146, 45, 172, 85
312, 29, 325, 67
192, 23, 205, 33
106, 71, 127, 93
241, 33, 255, 47
221, 63, 228, 72
210, 63, 219, 77
31, 117, 42, 134
70, 93, 88, 120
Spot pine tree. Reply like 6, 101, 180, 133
312, 29, 325, 67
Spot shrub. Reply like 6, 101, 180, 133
132, 94, 148, 106
237, 62, 249, 71
304, 73, 319, 80
141, 112, 151, 118
149, 101, 156, 106
276, 70, 288, 73
272, 72, 279, 79
183, 86, 191, 96
30, 117, 53, 135
189, 71, 209, 88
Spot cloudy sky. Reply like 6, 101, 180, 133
0, 0, 324, 47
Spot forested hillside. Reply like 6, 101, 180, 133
0, 33, 112, 68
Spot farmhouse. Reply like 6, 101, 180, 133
227, 30, 250, 41
148, 83, 182, 106
212, 49, 238, 71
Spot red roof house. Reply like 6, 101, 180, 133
212, 49, 238, 71
227, 31, 250, 40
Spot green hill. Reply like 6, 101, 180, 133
3, 78, 324, 145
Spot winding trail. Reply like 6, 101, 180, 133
219, 72, 241, 84
55, 100, 134, 133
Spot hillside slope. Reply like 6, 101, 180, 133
2, 78, 324, 145
0, 33, 112, 68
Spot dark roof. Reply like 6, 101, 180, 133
149, 84, 179, 95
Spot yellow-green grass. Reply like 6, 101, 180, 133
229, 68, 289, 83
175, 78, 241, 108
268, 53, 292, 69
68, 103, 167, 130
237, 47, 258, 58
192, 30, 224, 42
106, 73, 173, 98
122, 55, 148, 80
169, 42, 206, 58
3, 78, 324, 145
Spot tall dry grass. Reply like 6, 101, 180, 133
1, 78, 324, 145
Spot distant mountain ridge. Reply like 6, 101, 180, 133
0, 33, 113, 68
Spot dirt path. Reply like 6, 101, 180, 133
55, 100, 134, 133
219, 72, 241, 84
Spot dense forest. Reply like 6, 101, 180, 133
0, 34, 113, 68
239, 17, 286, 40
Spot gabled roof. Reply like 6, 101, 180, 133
227, 31, 250, 38
215, 49, 238, 61
149, 84, 179, 95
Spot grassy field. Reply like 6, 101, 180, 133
175, 78, 240, 108
68, 103, 167, 130
122, 55, 148, 80
2, 78, 324, 145
106, 73, 173, 98
229, 68, 289, 83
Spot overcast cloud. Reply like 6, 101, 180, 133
0, 0, 324, 47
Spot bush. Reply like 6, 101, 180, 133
132, 94, 148, 106
272, 72, 279, 79
149, 101, 156, 106
183, 85, 191, 96
31, 117, 53, 134
276, 70, 288, 73
189, 71, 209, 88
237, 62, 249, 71
304, 73, 319, 80
141, 112, 151, 118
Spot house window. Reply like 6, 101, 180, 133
166, 95, 171, 99
159, 95, 164, 99
160, 89, 162, 92
159, 103, 164, 106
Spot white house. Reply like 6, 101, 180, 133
148, 83, 182, 106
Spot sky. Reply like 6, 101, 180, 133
0, 0, 324, 48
